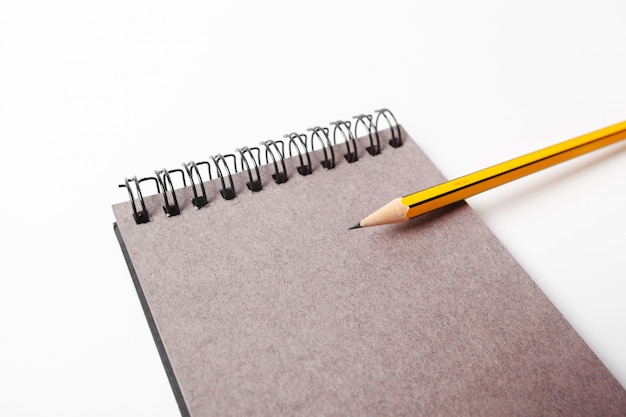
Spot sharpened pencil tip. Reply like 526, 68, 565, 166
348, 223, 362, 230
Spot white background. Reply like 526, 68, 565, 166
1, 1, 625, 415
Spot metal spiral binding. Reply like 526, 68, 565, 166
353, 114, 379, 156
236, 147, 263, 192
308, 126, 335, 169
284, 132, 312, 176
154, 168, 186, 217
119, 109, 401, 224
210, 154, 237, 200
119, 176, 157, 224
330, 120, 358, 163
182, 161, 210, 209
375, 108, 402, 148
261, 140, 289, 184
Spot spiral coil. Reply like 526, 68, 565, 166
119, 108, 402, 224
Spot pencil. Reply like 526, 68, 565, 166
351, 120, 626, 229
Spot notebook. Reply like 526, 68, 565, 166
112, 110, 626, 417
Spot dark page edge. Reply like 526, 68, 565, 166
114, 222, 191, 417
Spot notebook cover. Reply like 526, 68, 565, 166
113, 127, 626, 416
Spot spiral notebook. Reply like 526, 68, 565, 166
112, 110, 626, 417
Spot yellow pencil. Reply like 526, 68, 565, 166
351, 120, 626, 229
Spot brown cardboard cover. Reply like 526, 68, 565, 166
113, 127, 626, 416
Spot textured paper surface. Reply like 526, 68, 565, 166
113, 127, 626, 416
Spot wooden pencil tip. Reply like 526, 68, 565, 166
348, 223, 362, 230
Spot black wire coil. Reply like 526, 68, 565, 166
119, 109, 402, 224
